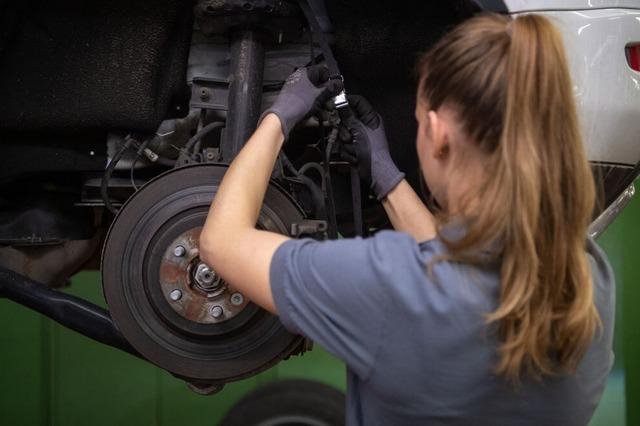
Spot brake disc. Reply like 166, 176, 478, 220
101, 164, 304, 383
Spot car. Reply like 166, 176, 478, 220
0, 0, 638, 393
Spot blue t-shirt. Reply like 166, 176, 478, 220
269, 230, 614, 426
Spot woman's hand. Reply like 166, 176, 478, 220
200, 65, 342, 314
342, 95, 436, 242
261, 65, 343, 139
342, 95, 405, 200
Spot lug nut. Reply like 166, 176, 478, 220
169, 289, 182, 301
210, 305, 223, 319
230, 292, 244, 306
173, 245, 186, 257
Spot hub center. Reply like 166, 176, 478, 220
157, 227, 250, 325
193, 262, 222, 292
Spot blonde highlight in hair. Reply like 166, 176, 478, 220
418, 14, 599, 381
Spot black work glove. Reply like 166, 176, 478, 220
341, 95, 405, 200
260, 65, 344, 139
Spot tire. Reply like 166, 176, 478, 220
220, 379, 346, 426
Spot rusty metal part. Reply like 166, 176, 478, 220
193, 263, 220, 291
158, 227, 249, 325
194, 0, 303, 43
0, 235, 101, 288
187, 381, 225, 396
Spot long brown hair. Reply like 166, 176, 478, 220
417, 13, 599, 381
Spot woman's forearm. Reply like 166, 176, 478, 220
203, 114, 284, 233
381, 179, 437, 242
198, 66, 342, 314
199, 114, 288, 313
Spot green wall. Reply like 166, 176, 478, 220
0, 194, 638, 425
597, 192, 640, 426
0, 272, 345, 426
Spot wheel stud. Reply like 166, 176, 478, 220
230, 292, 244, 306
210, 305, 223, 319
169, 289, 182, 301
173, 245, 186, 257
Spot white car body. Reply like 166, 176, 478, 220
502, 0, 640, 235
506, 0, 640, 166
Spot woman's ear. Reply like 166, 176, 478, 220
427, 110, 449, 159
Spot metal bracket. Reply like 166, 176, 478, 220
589, 183, 636, 239
195, 0, 303, 42
202, 147, 221, 162
190, 79, 229, 111
330, 76, 348, 109
290, 220, 328, 238
333, 90, 349, 109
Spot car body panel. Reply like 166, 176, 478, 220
510, 8, 640, 166
506, 0, 640, 12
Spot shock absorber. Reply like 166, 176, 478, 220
194, 0, 303, 162
222, 29, 266, 161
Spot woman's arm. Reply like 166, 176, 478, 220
199, 69, 435, 314
346, 95, 436, 242
199, 113, 289, 314
382, 179, 437, 242
200, 65, 341, 314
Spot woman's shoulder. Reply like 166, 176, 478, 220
371, 229, 447, 256
585, 237, 615, 312
371, 230, 501, 311
368, 230, 448, 272
586, 237, 614, 283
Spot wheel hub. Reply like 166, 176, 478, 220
158, 228, 248, 325
193, 263, 220, 291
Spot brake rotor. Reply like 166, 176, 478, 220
101, 164, 304, 383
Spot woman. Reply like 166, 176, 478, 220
200, 13, 614, 425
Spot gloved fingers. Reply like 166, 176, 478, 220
342, 120, 374, 184
308, 78, 344, 118
305, 64, 331, 87
314, 78, 344, 109
283, 67, 304, 87
346, 95, 380, 129
349, 120, 367, 140
350, 122, 371, 161
346, 95, 370, 113
338, 104, 356, 127
327, 78, 344, 96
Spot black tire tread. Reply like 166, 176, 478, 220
220, 379, 345, 426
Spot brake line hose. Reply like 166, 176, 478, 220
101, 136, 134, 215
177, 121, 225, 165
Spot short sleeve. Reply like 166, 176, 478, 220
270, 231, 416, 379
